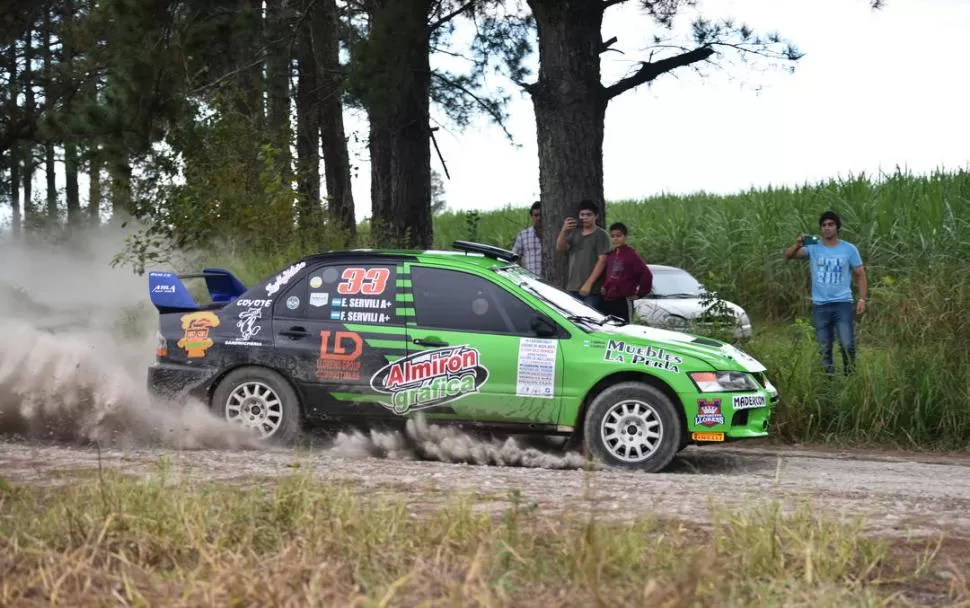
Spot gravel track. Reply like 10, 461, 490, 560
2, 437, 968, 538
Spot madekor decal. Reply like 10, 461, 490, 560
732, 394, 766, 410
370, 345, 488, 415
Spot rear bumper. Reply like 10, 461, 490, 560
147, 362, 218, 402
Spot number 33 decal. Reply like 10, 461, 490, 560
338, 267, 390, 295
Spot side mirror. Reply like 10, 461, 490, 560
530, 315, 558, 338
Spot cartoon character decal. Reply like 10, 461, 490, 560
177, 311, 220, 358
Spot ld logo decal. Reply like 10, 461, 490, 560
369, 345, 488, 415
316, 331, 363, 381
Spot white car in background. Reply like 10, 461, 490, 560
632, 264, 753, 340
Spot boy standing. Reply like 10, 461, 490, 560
556, 199, 611, 310
599, 222, 652, 322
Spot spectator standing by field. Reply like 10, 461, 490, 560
511, 201, 543, 277
784, 210, 868, 376
599, 222, 652, 322
556, 199, 611, 310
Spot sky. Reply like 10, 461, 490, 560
4, 0, 970, 226
338, 0, 970, 219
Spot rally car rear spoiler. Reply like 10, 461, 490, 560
148, 269, 248, 313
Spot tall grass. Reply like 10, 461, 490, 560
0, 468, 950, 606
432, 169, 970, 448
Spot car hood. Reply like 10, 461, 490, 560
594, 322, 766, 373
634, 297, 747, 319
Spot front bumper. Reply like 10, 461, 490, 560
681, 385, 775, 443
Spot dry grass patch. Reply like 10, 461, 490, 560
0, 466, 962, 607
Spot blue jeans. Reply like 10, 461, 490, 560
569, 290, 603, 312
812, 301, 856, 376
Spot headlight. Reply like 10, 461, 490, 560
663, 313, 689, 328
689, 371, 759, 392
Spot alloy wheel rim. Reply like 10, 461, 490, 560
225, 381, 283, 439
600, 399, 663, 463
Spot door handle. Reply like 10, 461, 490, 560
280, 326, 310, 339
413, 338, 448, 347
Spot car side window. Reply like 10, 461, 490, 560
303, 263, 401, 325
411, 266, 539, 335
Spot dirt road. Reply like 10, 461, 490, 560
2, 434, 968, 538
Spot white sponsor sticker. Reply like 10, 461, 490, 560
515, 338, 557, 399
266, 262, 306, 295
732, 394, 767, 410
235, 298, 272, 308
309, 292, 329, 307
236, 307, 263, 342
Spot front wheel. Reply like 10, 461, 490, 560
582, 382, 683, 472
211, 367, 302, 443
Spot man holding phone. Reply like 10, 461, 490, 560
784, 210, 868, 376
556, 199, 611, 311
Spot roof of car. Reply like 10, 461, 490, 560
647, 264, 681, 272
296, 241, 519, 271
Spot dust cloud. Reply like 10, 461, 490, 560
0, 221, 589, 465
330, 415, 595, 470
0, 221, 262, 449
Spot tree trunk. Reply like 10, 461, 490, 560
8, 149, 21, 235
65, 143, 80, 224
23, 25, 38, 224
295, 2, 321, 232
369, 118, 392, 245
265, 0, 292, 187
88, 147, 101, 224
7, 44, 21, 234
109, 157, 132, 218
42, 13, 56, 223
63, 0, 80, 225
235, 0, 264, 124
312, 0, 356, 245
365, 0, 432, 249
527, 0, 608, 289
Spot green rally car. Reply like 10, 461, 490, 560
146, 241, 778, 472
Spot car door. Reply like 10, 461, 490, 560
271, 260, 410, 420
371, 264, 565, 427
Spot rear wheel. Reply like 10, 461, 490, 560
211, 367, 302, 443
582, 382, 682, 472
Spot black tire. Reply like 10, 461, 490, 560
582, 381, 683, 472
210, 366, 302, 444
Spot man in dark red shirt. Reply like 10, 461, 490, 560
599, 222, 652, 322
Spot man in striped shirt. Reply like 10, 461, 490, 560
512, 201, 543, 277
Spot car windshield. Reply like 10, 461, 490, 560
650, 267, 706, 298
495, 265, 610, 326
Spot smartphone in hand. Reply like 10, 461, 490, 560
802, 234, 819, 245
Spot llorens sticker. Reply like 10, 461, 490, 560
370, 346, 488, 415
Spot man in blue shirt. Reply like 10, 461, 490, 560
784, 211, 869, 376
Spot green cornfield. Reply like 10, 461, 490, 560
432, 169, 970, 449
